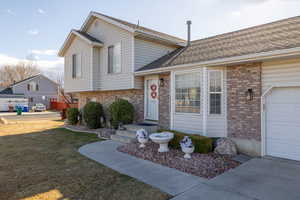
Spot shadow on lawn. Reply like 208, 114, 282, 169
0, 127, 171, 200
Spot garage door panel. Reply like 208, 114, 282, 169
266, 87, 300, 161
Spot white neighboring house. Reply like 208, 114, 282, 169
59, 11, 300, 161
0, 74, 59, 109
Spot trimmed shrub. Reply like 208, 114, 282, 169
83, 102, 104, 129
159, 129, 213, 153
109, 99, 134, 128
66, 108, 79, 125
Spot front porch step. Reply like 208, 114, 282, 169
124, 123, 158, 133
116, 130, 136, 139
110, 134, 135, 144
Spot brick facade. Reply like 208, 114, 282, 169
158, 73, 170, 129
78, 89, 144, 124
227, 63, 262, 141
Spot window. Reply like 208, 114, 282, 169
28, 81, 37, 91
72, 54, 81, 78
108, 43, 121, 73
175, 72, 200, 113
209, 70, 222, 114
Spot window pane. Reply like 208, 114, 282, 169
209, 71, 222, 92
210, 93, 221, 114
72, 54, 76, 78
108, 46, 114, 73
114, 43, 121, 73
76, 54, 81, 78
175, 72, 200, 113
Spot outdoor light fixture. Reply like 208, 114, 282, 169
159, 78, 165, 87
246, 88, 254, 101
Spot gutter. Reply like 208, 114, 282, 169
135, 47, 300, 76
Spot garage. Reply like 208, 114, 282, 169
265, 87, 300, 161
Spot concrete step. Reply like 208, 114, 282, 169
116, 130, 136, 139
110, 134, 135, 144
124, 123, 158, 133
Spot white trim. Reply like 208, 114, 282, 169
260, 84, 300, 157
170, 71, 175, 129
202, 67, 208, 136
90, 47, 94, 90
131, 35, 135, 88
135, 47, 300, 76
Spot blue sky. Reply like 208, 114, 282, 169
1, 0, 300, 79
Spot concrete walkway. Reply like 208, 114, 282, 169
79, 140, 300, 200
79, 140, 206, 196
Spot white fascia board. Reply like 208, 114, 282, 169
135, 47, 300, 76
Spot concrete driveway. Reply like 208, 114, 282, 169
0, 111, 60, 122
172, 157, 300, 200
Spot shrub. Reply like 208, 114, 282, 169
66, 108, 79, 125
159, 129, 213, 153
109, 99, 134, 128
83, 102, 104, 129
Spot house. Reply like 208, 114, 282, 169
0, 74, 59, 109
59, 11, 300, 161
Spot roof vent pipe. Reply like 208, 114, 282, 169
186, 20, 192, 46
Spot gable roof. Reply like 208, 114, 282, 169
0, 87, 13, 94
138, 15, 300, 72
58, 29, 103, 57
88, 12, 185, 44
10, 74, 58, 88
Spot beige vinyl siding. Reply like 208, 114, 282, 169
206, 67, 227, 137
134, 39, 176, 89
64, 36, 92, 92
262, 58, 300, 92
87, 18, 134, 91
134, 39, 176, 70
92, 47, 101, 89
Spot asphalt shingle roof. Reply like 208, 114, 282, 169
74, 30, 103, 44
138, 15, 300, 71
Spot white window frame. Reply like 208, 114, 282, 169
208, 70, 223, 115
28, 81, 37, 92
174, 70, 201, 115
108, 42, 121, 74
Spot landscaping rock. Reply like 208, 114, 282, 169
214, 138, 237, 156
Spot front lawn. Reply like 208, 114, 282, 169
0, 119, 170, 200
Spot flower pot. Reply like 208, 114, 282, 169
137, 137, 148, 148
181, 146, 195, 159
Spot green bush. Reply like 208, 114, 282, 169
159, 129, 213, 153
109, 99, 134, 128
83, 102, 104, 129
66, 108, 79, 125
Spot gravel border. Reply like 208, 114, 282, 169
118, 142, 240, 179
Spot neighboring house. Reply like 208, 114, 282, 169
0, 74, 59, 109
59, 11, 300, 161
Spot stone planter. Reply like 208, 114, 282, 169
149, 132, 174, 152
181, 146, 195, 159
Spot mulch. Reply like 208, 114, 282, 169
117, 141, 240, 179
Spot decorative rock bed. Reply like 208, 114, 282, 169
64, 125, 115, 139
117, 141, 240, 179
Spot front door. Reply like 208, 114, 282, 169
145, 78, 159, 121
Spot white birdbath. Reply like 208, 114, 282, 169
149, 132, 174, 152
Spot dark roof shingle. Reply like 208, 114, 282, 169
139, 15, 300, 71
74, 30, 103, 44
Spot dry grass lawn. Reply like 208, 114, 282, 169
0, 117, 171, 200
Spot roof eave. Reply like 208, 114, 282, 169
135, 47, 300, 76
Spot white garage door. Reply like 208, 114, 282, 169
266, 87, 300, 161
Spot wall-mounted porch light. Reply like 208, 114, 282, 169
245, 88, 254, 101
159, 78, 165, 87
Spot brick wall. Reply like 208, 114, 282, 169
227, 63, 262, 141
78, 89, 144, 124
158, 73, 170, 129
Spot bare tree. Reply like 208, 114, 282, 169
0, 62, 40, 86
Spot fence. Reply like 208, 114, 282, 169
50, 98, 78, 111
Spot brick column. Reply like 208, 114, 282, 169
158, 73, 170, 129
227, 63, 262, 141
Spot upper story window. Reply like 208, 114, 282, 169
27, 81, 38, 91
72, 54, 82, 79
175, 72, 201, 113
209, 70, 222, 115
108, 43, 121, 74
